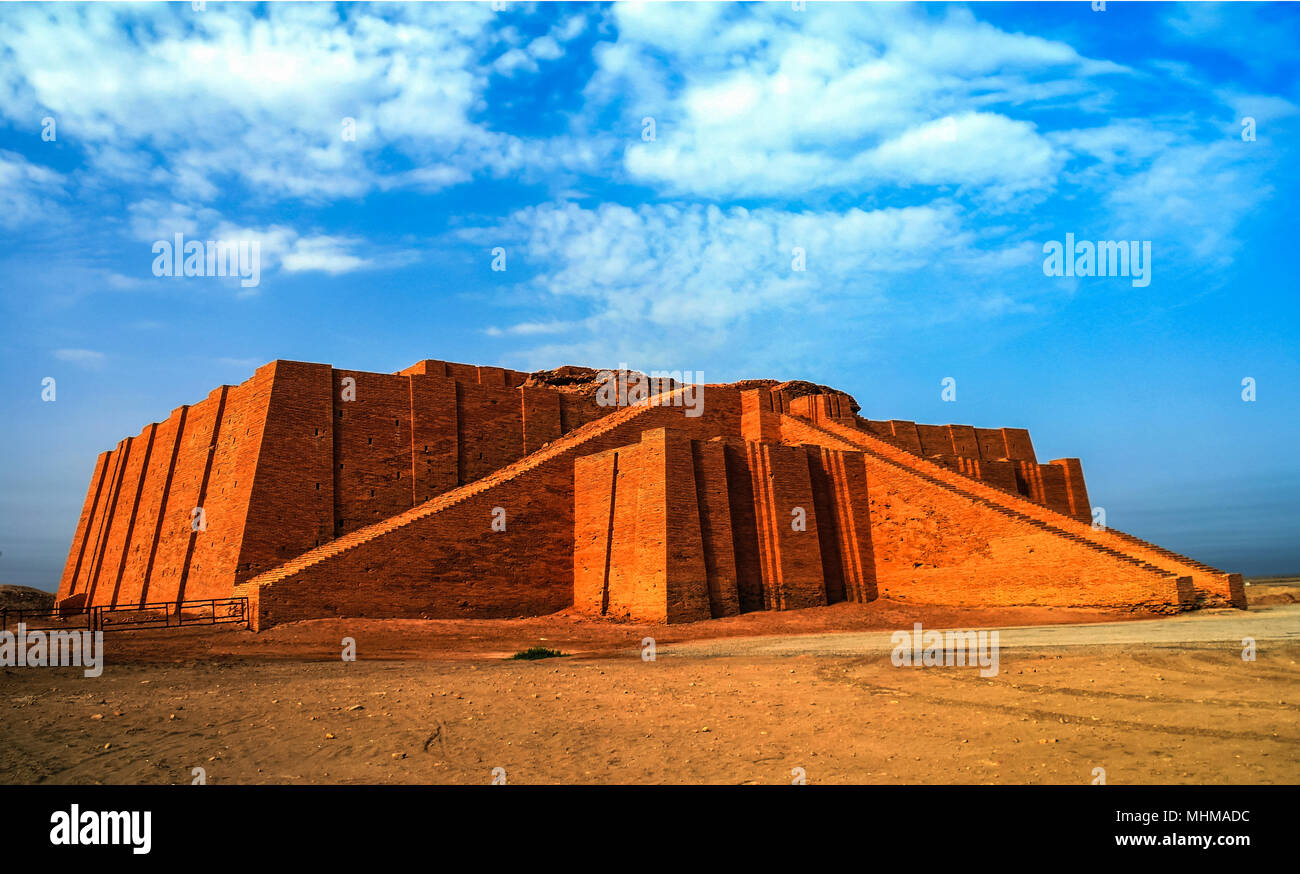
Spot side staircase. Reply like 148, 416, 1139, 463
788, 413, 1243, 608
235, 391, 691, 608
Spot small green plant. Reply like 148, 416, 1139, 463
510, 646, 565, 660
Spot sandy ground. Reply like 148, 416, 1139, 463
1, 598, 1296, 785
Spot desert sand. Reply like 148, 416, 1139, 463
2, 597, 1296, 785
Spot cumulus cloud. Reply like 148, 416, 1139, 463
465, 199, 1050, 368
0, 3, 587, 205
1, 1, 1287, 329
597, 3, 1121, 199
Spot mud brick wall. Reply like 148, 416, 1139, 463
235, 361, 334, 584
574, 448, 621, 617
945, 424, 976, 457
408, 373, 458, 503
693, 439, 740, 618
696, 385, 743, 435
945, 456, 1020, 496
57, 357, 611, 610
1050, 457, 1093, 524
560, 393, 604, 433
790, 394, 1088, 524
146, 387, 224, 603
806, 445, 877, 603
1013, 459, 1045, 502
805, 445, 847, 603
861, 419, 893, 439
457, 382, 526, 484
723, 441, 765, 612
178, 372, 274, 600
58, 371, 276, 608
575, 427, 871, 624
976, 458, 1019, 494
864, 454, 1184, 609
399, 359, 528, 388
916, 423, 953, 457
576, 430, 739, 623
113, 408, 185, 605
889, 420, 924, 454
61, 363, 1224, 623
333, 369, 413, 533
821, 414, 1242, 609
1037, 462, 1073, 517
244, 403, 737, 628
634, 429, 713, 623
974, 427, 1007, 460
92, 427, 152, 606
574, 430, 712, 623
1002, 428, 1038, 463
77, 435, 134, 607
741, 385, 783, 443
521, 386, 563, 454
788, 392, 855, 424
780, 414, 1191, 611
748, 441, 828, 611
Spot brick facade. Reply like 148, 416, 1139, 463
55, 360, 1245, 629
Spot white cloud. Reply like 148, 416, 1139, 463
866, 113, 1060, 197
278, 236, 373, 275
53, 348, 105, 367
484, 319, 584, 338
594, 2, 1124, 199
493, 48, 536, 77
1164, 2, 1300, 78
528, 35, 563, 62
467, 199, 1052, 369
1105, 141, 1266, 269
553, 14, 588, 44
0, 3, 579, 203
124, 201, 379, 290
0, 151, 64, 228
1045, 112, 1278, 274
1215, 90, 1300, 129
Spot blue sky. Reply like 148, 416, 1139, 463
1, 1, 1297, 590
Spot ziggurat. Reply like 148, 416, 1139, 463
56, 358, 1245, 630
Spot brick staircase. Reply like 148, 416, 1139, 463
787, 414, 1243, 608
236, 387, 1243, 621
852, 417, 1228, 581
237, 390, 688, 597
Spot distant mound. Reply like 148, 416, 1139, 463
1245, 585, 1300, 607
0, 584, 56, 613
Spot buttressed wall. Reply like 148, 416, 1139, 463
573, 428, 876, 623
57, 358, 1245, 630
57, 358, 605, 613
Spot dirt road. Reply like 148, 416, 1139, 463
667, 604, 1300, 657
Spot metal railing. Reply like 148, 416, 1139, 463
0, 605, 93, 632
1, 597, 249, 633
